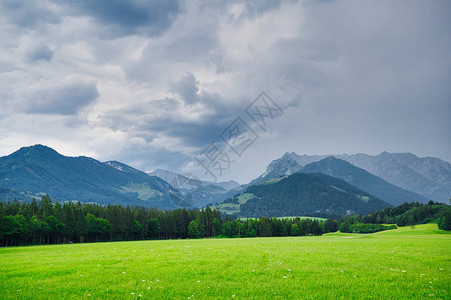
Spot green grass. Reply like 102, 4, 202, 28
237, 193, 256, 204
1, 224, 450, 299
213, 193, 257, 215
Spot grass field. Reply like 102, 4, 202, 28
1, 224, 450, 299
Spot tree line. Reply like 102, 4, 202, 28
329, 201, 451, 233
0, 196, 326, 247
2, 197, 449, 247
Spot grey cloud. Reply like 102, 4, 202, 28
110, 144, 194, 174
61, 0, 181, 37
28, 45, 54, 62
24, 81, 99, 115
100, 97, 238, 149
1, 0, 181, 38
1, 0, 61, 28
99, 64, 306, 155
243, 0, 297, 18
1, 0, 450, 183
169, 73, 199, 104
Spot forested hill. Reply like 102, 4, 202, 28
219, 172, 391, 218
0, 145, 184, 209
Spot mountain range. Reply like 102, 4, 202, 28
0, 145, 185, 209
0, 145, 449, 217
254, 151, 450, 203
301, 157, 428, 206
294, 152, 451, 202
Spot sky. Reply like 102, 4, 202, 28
0, 0, 450, 184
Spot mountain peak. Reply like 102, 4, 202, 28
321, 156, 340, 162
280, 151, 302, 161
8, 144, 62, 160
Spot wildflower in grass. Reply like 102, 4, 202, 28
80, 275, 84, 277
123, 272, 126, 274
139, 295, 142, 297
287, 269, 291, 272
131, 292, 135, 295
439, 268, 443, 270
87, 294, 91, 297
283, 276, 288, 279
197, 280, 200, 283
142, 280, 145, 282
147, 287, 150, 290
232, 295, 236, 298
402, 270, 406, 273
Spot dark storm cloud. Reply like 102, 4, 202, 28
24, 81, 99, 115
100, 92, 242, 149
62, 0, 181, 36
0, 0, 181, 37
153, 114, 233, 148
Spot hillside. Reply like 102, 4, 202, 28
0, 145, 185, 209
301, 157, 429, 206
218, 172, 391, 218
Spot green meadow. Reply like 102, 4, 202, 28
1, 224, 449, 299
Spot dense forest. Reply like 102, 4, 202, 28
1, 196, 449, 247
0, 196, 325, 247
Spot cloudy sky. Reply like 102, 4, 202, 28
0, 0, 450, 183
